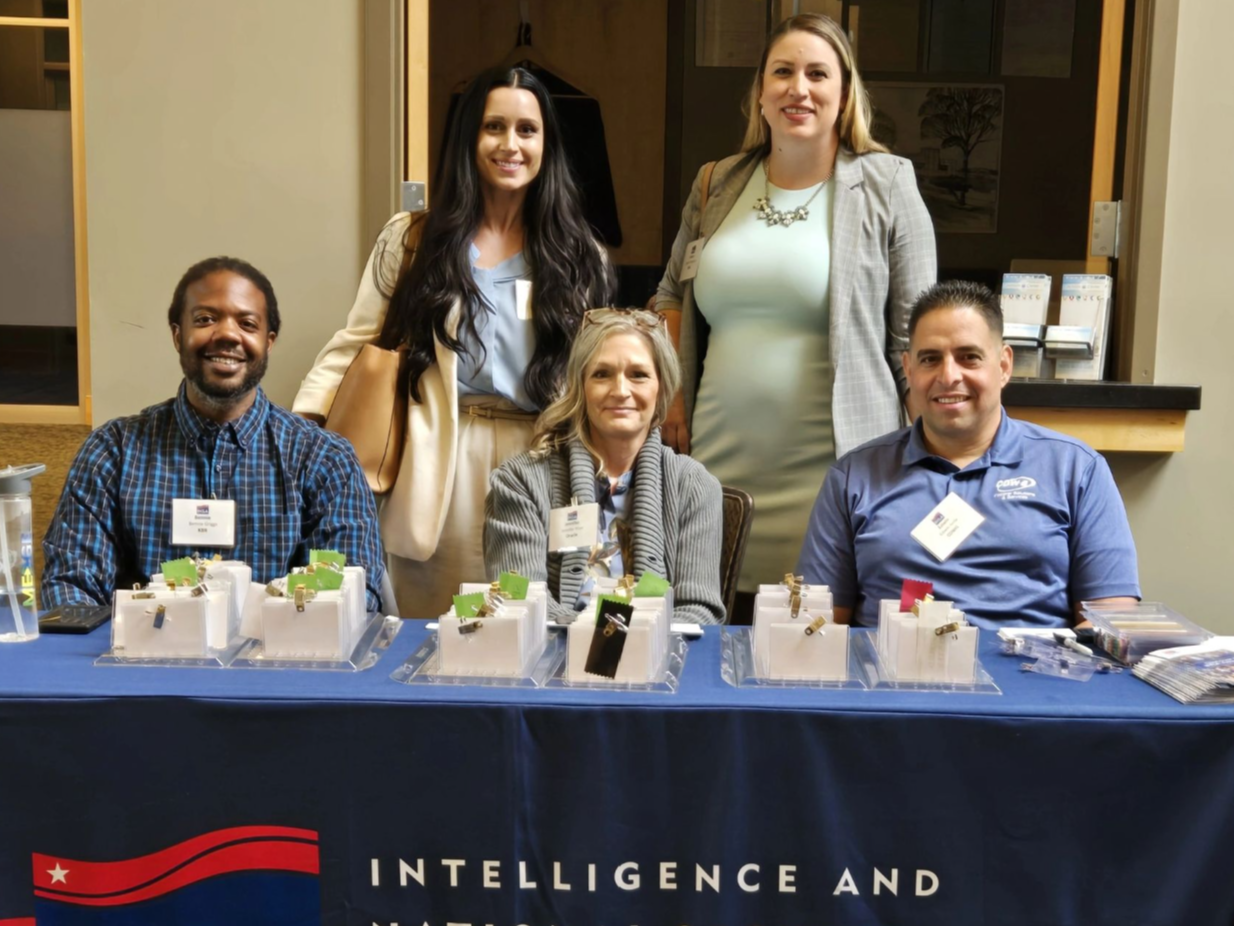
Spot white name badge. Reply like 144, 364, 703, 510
679, 238, 706, 282
171, 498, 237, 548
515, 279, 533, 320
548, 502, 600, 553
910, 492, 984, 562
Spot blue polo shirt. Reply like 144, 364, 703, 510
796, 412, 1141, 629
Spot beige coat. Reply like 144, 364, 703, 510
292, 213, 461, 562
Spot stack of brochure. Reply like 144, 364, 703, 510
1132, 638, 1235, 703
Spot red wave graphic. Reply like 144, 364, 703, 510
32, 826, 318, 906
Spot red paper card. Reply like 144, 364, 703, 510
899, 579, 934, 613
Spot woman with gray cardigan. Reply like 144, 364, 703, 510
484, 309, 725, 624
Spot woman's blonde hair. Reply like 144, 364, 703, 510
531, 309, 682, 462
741, 13, 887, 156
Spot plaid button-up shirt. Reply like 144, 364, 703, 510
42, 384, 385, 611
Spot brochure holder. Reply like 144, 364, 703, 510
1004, 323, 1051, 379
1053, 274, 1112, 380
1044, 325, 1095, 360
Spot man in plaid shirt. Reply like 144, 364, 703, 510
42, 257, 386, 612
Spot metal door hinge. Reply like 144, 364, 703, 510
401, 181, 427, 213
1091, 201, 1123, 258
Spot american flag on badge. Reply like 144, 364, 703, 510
931, 511, 946, 526
567, 510, 579, 522
13, 826, 320, 925
196, 504, 211, 517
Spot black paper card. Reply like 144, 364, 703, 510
585, 599, 635, 678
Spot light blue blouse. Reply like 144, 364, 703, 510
457, 245, 537, 411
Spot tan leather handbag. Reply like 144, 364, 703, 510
326, 344, 408, 494
325, 214, 426, 495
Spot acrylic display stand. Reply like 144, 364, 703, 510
97, 580, 244, 668
232, 612, 402, 672
721, 627, 866, 689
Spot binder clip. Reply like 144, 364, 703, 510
804, 616, 827, 636
601, 613, 629, 637
458, 620, 482, 635
293, 586, 316, 612
911, 594, 935, 617
934, 621, 960, 637
191, 583, 209, 598
151, 604, 167, 629
265, 583, 285, 598
784, 573, 804, 619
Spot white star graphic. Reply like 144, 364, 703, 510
47, 863, 69, 884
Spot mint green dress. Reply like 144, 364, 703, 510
692, 170, 836, 592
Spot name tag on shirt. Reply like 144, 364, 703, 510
171, 498, 237, 548
679, 238, 706, 282
515, 279, 533, 320
549, 502, 600, 553
910, 492, 984, 562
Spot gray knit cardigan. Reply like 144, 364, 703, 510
484, 430, 726, 624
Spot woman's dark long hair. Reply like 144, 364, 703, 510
375, 66, 614, 407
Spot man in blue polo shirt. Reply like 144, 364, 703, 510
797, 280, 1140, 629
42, 256, 386, 611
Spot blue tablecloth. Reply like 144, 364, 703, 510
0, 623, 1229, 925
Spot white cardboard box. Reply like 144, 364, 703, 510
565, 608, 668, 683
260, 570, 365, 659
438, 584, 550, 676
112, 587, 231, 657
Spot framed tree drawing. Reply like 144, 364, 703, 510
867, 83, 1004, 233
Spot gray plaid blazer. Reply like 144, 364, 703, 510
656, 147, 937, 459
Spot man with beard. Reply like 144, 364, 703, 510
41, 257, 386, 611
796, 280, 1139, 630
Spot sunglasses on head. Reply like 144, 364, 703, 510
582, 307, 667, 329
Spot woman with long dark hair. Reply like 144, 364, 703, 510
295, 66, 614, 617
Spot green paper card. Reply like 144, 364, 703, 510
633, 571, 670, 598
499, 571, 529, 601
315, 569, 344, 591
453, 592, 486, 618
310, 549, 346, 568
161, 557, 199, 587
594, 593, 634, 618
287, 573, 321, 593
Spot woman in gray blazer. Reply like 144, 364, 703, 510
484, 309, 725, 625
655, 12, 936, 612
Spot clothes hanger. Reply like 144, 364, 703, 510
496, 0, 590, 98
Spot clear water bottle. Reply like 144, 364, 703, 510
0, 464, 45, 643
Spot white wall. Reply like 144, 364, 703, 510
81, 0, 365, 422
0, 110, 75, 327
1107, 0, 1234, 633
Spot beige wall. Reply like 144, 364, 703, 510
81, 0, 366, 423
1107, 0, 1234, 633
